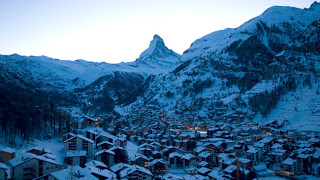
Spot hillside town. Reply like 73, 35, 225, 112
1, 106, 320, 180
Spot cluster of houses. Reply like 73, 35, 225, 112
1, 113, 320, 179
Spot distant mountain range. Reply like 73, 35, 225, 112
1, 2, 320, 131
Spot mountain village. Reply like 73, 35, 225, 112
1, 1, 320, 180
1, 105, 320, 180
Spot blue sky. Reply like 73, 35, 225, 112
0, 0, 318, 63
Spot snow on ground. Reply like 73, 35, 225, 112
254, 81, 320, 132
0, 137, 65, 164
126, 141, 138, 161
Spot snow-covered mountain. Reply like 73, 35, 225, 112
133, 34, 180, 69
0, 34, 180, 113
1, 2, 320, 131
121, 2, 320, 132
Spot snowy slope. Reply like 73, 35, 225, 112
119, 2, 320, 131
181, 1, 320, 62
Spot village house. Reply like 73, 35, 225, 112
131, 154, 149, 168
169, 152, 183, 168
149, 159, 167, 175
85, 160, 108, 170
7, 153, 63, 180
63, 134, 94, 158
279, 158, 303, 177
119, 165, 153, 180
246, 148, 262, 164
66, 150, 87, 167
95, 149, 115, 167
85, 166, 117, 179
35, 165, 98, 180
97, 140, 114, 151
0, 147, 16, 163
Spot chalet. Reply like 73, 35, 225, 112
152, 151, 163, 159
270, 149, 289, 164
221, 158, 236, 169
169, 152, 183, 168
198, 152, 215, 165
119, 165, 153, 180
162, 173, 184, 180
97, 141, 113, 151
96, 132, 117, 145
238, 158, 252, 170
66, 150, 87, 167
0, 147, 16, 163
149, 159, 167, 175
7, 153, 63, 180
35, 165, 98, 180
85, 166, 117, 179
139, 147, 153, 158
246, 148, 262, 164
139, 143, 157, 151
197, 167, 211, 176
62, 132, 75, 142
198, 161, 213, 169
27, 147, 50, 156
131, 154, 149, 168
280, 158, 303, 176
63, 134, 94, 158
184, 166, 197, 175
181, 153, 197, 167
83, 129, 98, 141
109, 146, 127, 164
95, 149, 115, 167
85, 160, 108, 170
109, 163, 131, 179
223, 164, 251, 180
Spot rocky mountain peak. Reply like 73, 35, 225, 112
136, 34, 180, 68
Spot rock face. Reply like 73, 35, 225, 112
135, 34, 180, 68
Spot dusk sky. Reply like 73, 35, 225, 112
0, 0, 318, 63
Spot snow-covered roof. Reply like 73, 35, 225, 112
198, 152, 211, 158
85, 166, 116, 179
246, 148, 258, 154
198, 161, 209, 167
271, 149, 286, 156
7, 153, 62, 167
149, 159, 165, 166
97, 141, 113, 147
0, 147, 16, 154
282, 158, 296, 165
224, 165, 237, 173
239, 158, 251, 164
119, 165, 152, 178
169, 152, 182, 158
66, 150, 87, 157
208, 170, 225, 180
95, 149, 115, 156
85, 160, 108, 169
197, 167, 211, 174
64, 134, 94, 144
162, 173, 184, 180
131, 154, 149, 161
181, 153, 195, 160
49, 165, 98, 180
0, 162, 8, 169
184, 174, 209, 180
109, 163, 131, 172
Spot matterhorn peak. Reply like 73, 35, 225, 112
137, 34, 180, 66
